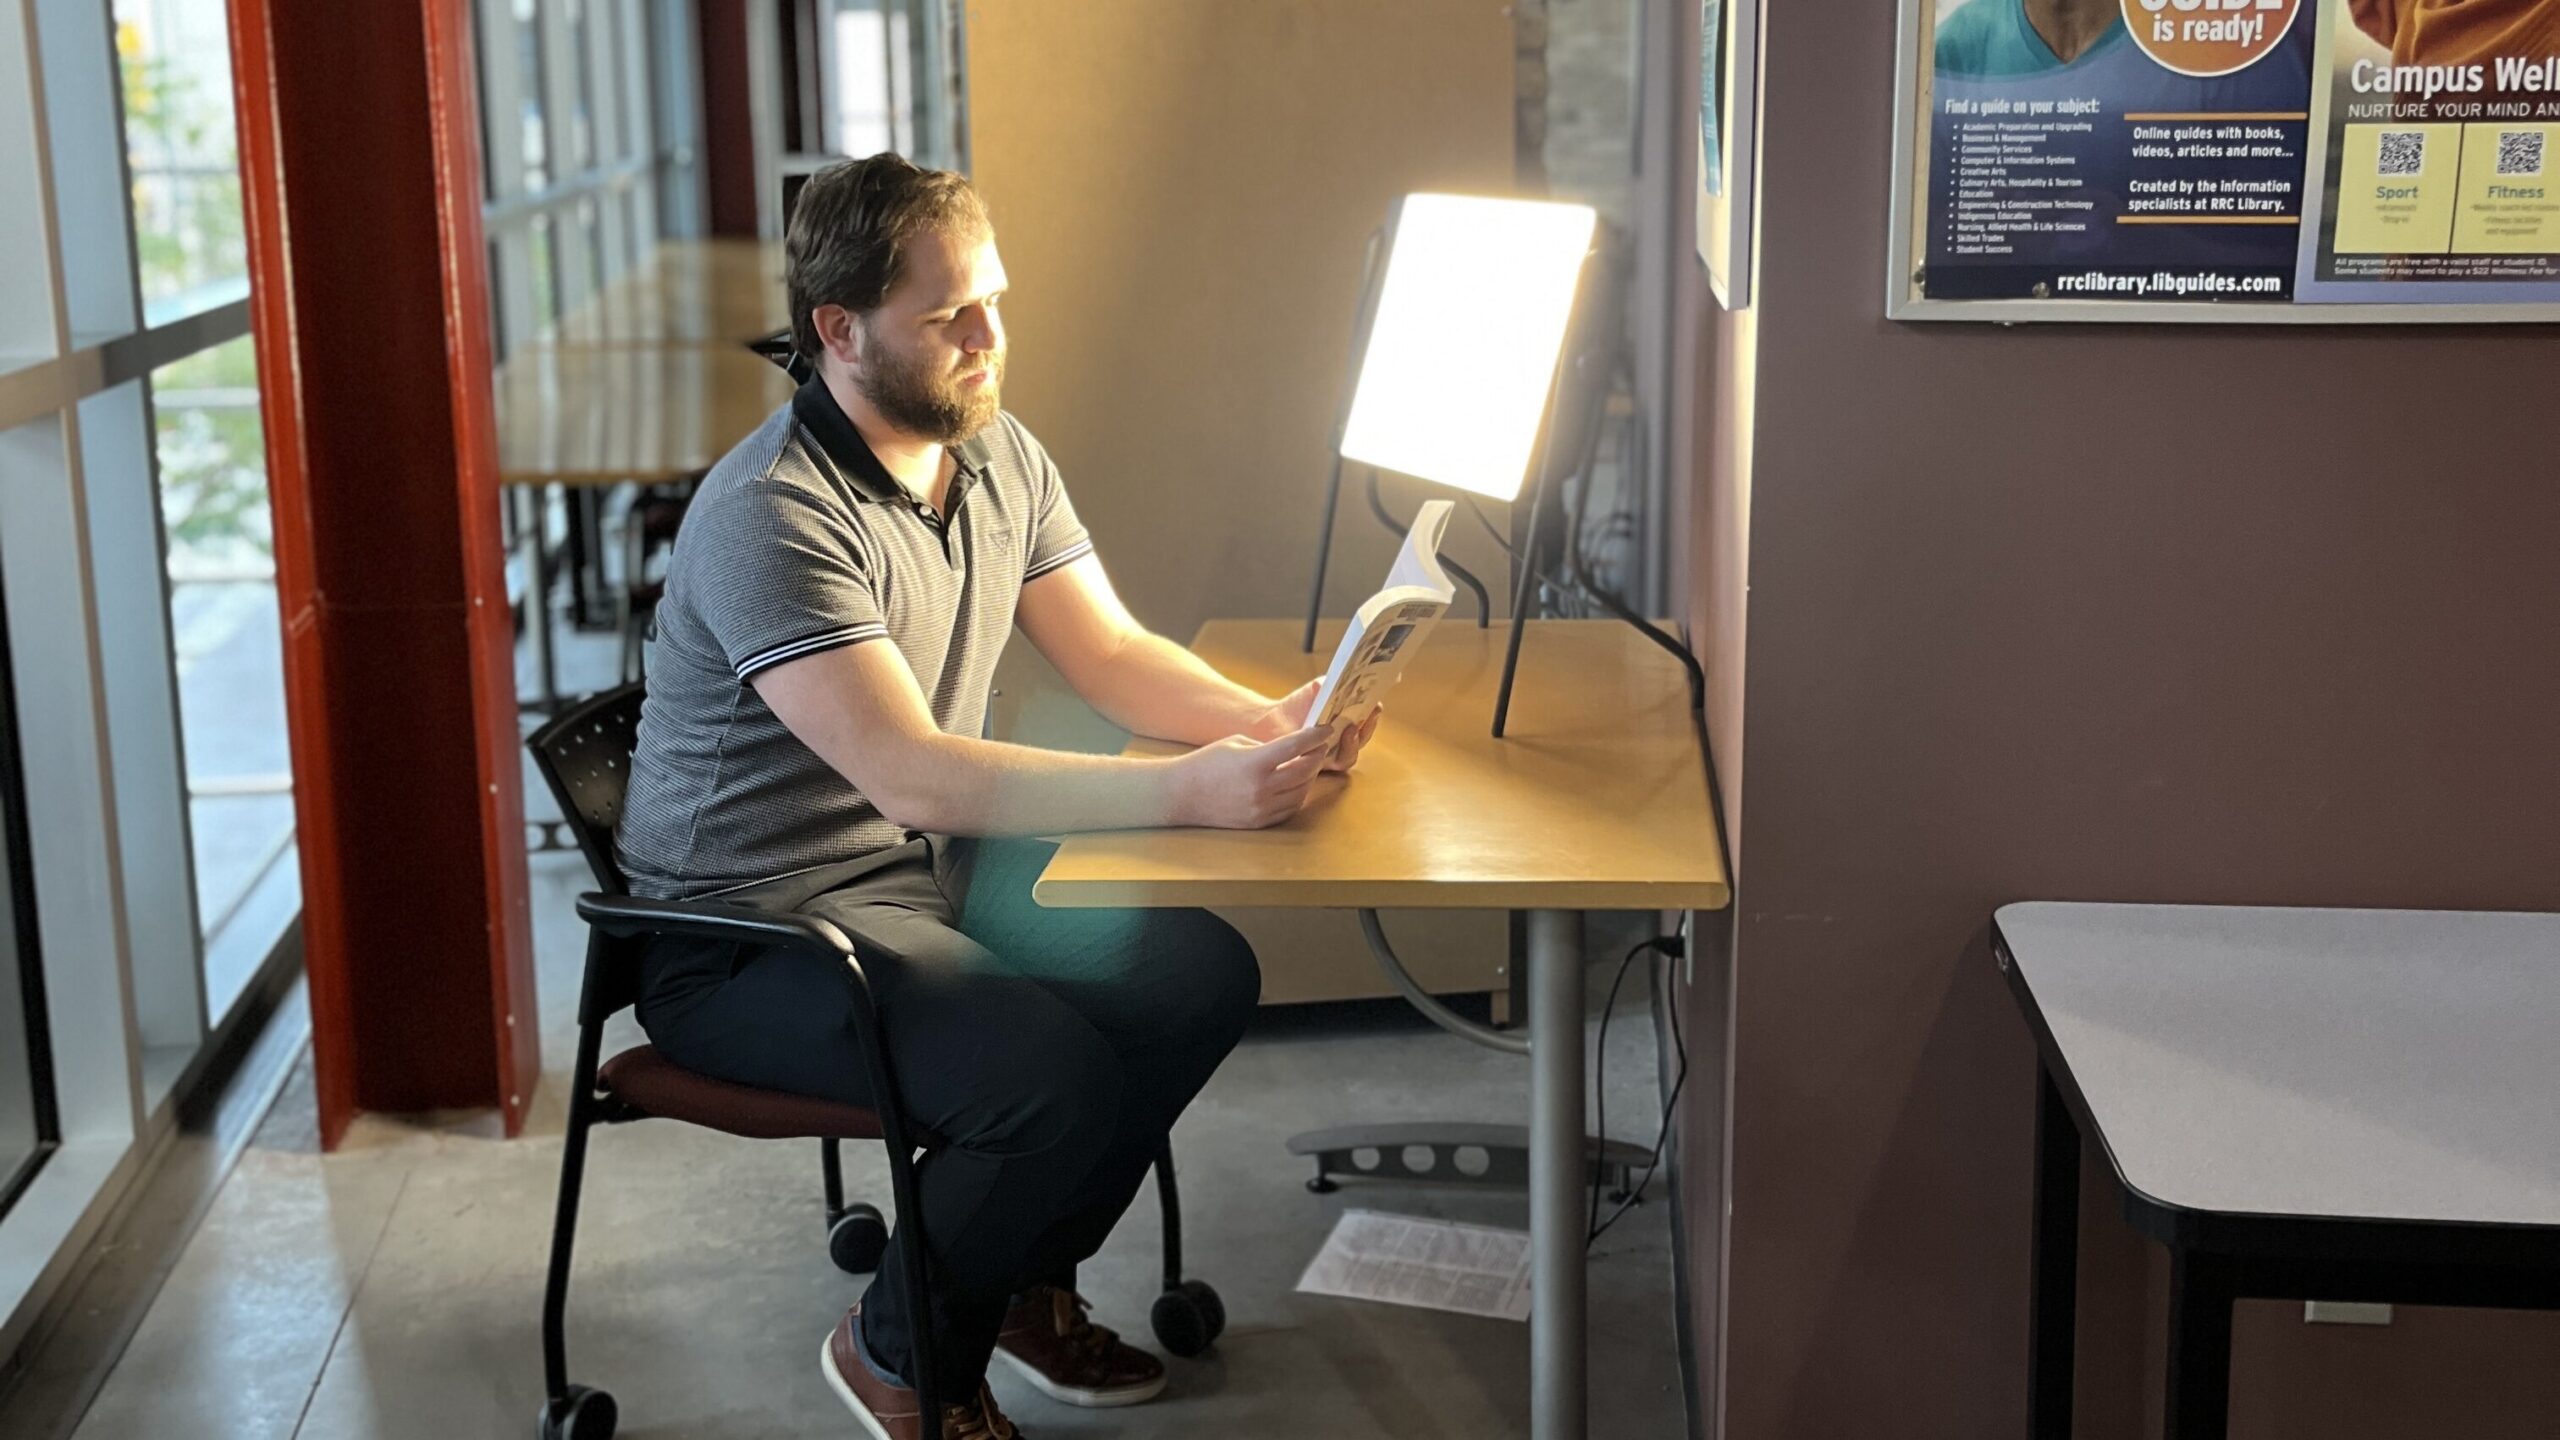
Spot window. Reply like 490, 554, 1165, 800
832, 0, 910, 157
826, 0, 964, 172
478, 0, 701, 359
113, 0, 293, 1027
0, 0, 282, 1273
148, 335, 292, 1018
113, 0, 251, 320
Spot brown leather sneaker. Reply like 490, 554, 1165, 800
820, 1304, 1023, 1440
992, 1285, 1168, 1408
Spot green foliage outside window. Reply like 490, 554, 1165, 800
119, 18, 267, 570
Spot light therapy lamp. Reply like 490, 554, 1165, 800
1306, 192, 1703, 738
1302, 192, 1706, 737
1334, 193, 1598, 502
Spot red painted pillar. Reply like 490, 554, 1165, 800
700, 0, 764, 236
229, 0, 538, 1147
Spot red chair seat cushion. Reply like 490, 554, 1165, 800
597, 1044, 885, 1141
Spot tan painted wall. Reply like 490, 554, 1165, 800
965, 0, 1525, 1005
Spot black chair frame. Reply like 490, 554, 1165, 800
526, 683, 1222, 1440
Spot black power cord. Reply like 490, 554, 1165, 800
1587, 932, 1690, 1249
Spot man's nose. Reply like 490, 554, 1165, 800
963, 307, 1002, 354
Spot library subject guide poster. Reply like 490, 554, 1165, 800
1915, 0, 2560, 306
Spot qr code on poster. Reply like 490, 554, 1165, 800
2376, 130, 2427, 176
2496, 130, 2546, 176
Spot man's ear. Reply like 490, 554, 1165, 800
812, 304, 864, 371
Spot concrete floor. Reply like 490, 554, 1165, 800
56, 848, 1689, 1440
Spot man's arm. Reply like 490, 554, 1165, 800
1015, 554, 1292, 744
752, 637, 1333, 836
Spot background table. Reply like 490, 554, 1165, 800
1038, 617, 1729, 1440
495, 344, 797, 488
1992, 902, 2560, 1440
494, 344, 797, 707
532, 238, 789, 347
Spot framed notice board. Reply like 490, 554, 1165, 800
1887, 0, 2560, 321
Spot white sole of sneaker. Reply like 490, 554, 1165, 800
820, 1334, 900, 1440
990, 1345, 1169, 1409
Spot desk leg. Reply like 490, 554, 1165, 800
521, 483, 559, 710
1528, 908, 1587, 1440
2165, 1250, 2233, 1440
2029, 1067, 2080, 1438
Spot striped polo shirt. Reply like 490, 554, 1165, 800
616, 377, 1092, 900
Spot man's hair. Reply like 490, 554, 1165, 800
786, 153, 990, 363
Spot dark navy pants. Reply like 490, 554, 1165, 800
634, 836, 1260, 1396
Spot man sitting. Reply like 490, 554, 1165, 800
615, 154, 1378, 1440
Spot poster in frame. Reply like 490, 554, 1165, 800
1699, 0, 1762, 308
1884, 0, 2560, 322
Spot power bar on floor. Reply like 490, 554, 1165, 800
2304, 1302, 2394, 1325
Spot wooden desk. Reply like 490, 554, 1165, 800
1038, 618, 1729, 1440
1035, 619, 1728, 911
494, 345, 795, 488
534, 239, 789, 347
1994, 903, 2560, 1440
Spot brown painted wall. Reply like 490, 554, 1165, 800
1683, 1, 2560, 1437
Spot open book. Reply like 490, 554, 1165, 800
1308, 499, 1456, 731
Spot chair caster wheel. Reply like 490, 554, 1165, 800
1152, 1279, 1227, 1358
829, 1203, 888, 1274
1306, 1175, 1339, 1194
538, 1384, 618, 1440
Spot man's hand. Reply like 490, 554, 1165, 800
1255, 679, 1384, 773
1326, 706, 1383, 773
1169, 726, 1336, 829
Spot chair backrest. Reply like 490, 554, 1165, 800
525, 683, 647, 896
748, 327, 815, 385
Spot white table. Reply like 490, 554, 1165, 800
1993, 902, 2560, 1440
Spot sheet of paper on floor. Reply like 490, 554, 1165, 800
1295, 1208, 1533, 1322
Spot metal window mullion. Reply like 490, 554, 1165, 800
590, 0, 629, 279
475, 0, 529, 199
540, 0, 590, 310
0, 300, 254, 432
3, 0, 72, 358
75, 381, 208, 1053
33, 0, 143, 340
0, 417, 148, 1145
578, 0, 623, 284
877, 0, 899, 156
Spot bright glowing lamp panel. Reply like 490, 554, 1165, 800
1335, 193, 1597, 503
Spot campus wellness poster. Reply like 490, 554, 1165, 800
1913, 0, 2560, 308
1922, 0, 2316, 302
2297, 0, 2560, 300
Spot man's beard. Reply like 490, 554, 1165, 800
857, 332, 1003, 444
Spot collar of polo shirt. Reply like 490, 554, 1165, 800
790, 374, 997, 509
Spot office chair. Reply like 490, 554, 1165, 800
612, 489, 689, 683
746, 328, 814, 386
527, 684, 1225, 1440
